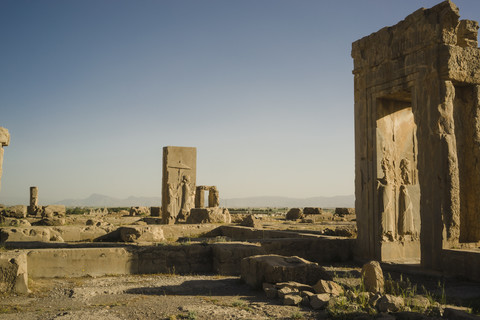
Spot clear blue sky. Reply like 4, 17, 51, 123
1, 0, 479, 204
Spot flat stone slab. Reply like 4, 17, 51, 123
240, 254, 332, 289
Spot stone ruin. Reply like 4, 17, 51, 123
161, 146, 197, 224
160, 146, 230, 224
353, 0, 480, 274
188, 185, 230, 224
0, 127, 10, 192
194, 185, 220, 208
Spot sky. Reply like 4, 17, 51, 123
1, 0, 480, 205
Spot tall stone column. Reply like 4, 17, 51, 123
0, 127, 10, 192
195, 186, 205, 208
30, 186, 38, 207
28, 186, 41, 215
208, 186, 220, 208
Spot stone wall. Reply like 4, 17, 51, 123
352, 0, 480, 268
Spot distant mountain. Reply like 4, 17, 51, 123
220, 195, 354, 208
55, 193, 354, 208
55, 193, 161, 207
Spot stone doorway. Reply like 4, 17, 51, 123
375, 93, 421, 263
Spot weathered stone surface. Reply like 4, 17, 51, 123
313, 279, 344, 296
275, 281, 313, 293
212, 242, 265, 275
362, 261, 384, 293
334, 208, 354, 216
186, 207, 231, 224
161, 146, 196, 224
303, 207, 324, 215
240, 215, 260, 228
119, 226, 165, 242
33, 217, 66, 226
310, 293, 331, 310
150, 206, 161, 217
9, 219, 31, 227
129, 206, 150, 216
283, 293, 302, 306
0, 251, 29, 294
240, 254, 332, 289
42, 205, 66, 218
285, 208, 303, 220
353, 1, 480, 272
277, 286, 297, 299
405, 295, 430, 310
1, 205, 27, 218
377, 294, 404, 313
0, 227, 51, 242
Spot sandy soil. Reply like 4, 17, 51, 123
0, 274, 320, 320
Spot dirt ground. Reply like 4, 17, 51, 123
0, 273, 320, 320
1, 264, 479, 320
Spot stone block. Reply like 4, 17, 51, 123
119, 225, 165, 242
285, 208, 303, 220
0, 251, 28, 294
303, 207, 323, 215
310, 293, 331, 310
240, 215, 260, 228
212, 242, 265, 275
240, 254, 332, 289
0, 227, 51, 243
186, 207, 231, 224
42, 205, 66, 218
313, 279, 344, 296
27, 248, 134, 278
362, 261, 384, 293
129, 206, 150, 216
377, 294, 404, 313
1, 205, 27, 218
334, 208, 354, 216
283, 293, 302, 306
150, 206, 161, 217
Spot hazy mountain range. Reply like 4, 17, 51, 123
53, 193, 354, 208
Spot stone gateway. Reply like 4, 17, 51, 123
353, 0, 480, 269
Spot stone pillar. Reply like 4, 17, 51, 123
0, 127, 10, 192
208, 186, 220, 208
28, 186, 40, 215
161, 146, 197, 224
195, 186, 205, 208
30, 187, 38, 207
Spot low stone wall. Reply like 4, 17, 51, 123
213, 225, 322, 240
28, 248, 135, 278
258, 237, 355, 263
441, 249, 480, 281
27, 244, 213, 278
0, 224, 219, 244
212, 242, 265, 275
